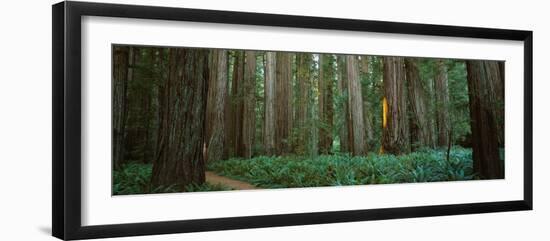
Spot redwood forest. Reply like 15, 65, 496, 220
112, 45, 504, 195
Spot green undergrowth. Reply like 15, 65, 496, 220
113, 163, 232, 195
114, 147, 477, 194
207, 147, 476, 189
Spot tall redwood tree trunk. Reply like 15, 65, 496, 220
206, 49, 228, 162
151, 48, 209, 187
466, 60, 504, 179
382, 57, 410, 154
229, 51, 245, 157
240, 51, 257, 158
491, 61, 505, 147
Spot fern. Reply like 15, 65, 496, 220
208, 147, 476, 189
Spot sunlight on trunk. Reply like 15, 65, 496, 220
382, 96, 388, 129
380, 96, 388, 154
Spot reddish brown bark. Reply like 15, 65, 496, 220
151, 48, 209, 187
239, 51, 257, 158
466, 60, 504, 179
206, 49, 228, 162
229, 51, 245, 157
382, 56, 410, 154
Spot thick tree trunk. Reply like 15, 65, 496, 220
434, 59, 451, 147
263, 52, 277, 156
382, 57, 410, 154
151, 48, 208, 187
346, 55, 367, 156
337, 56, 350, 153
466, 60, 504, 179
295, 53, 312, 155
112, 46, 133, 169
240, 51, 256, 158
275, 52, 293, 155
491, 62, 505, 147
405, 58, 433, 149
206, 50, 228, 162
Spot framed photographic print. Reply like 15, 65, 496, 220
52, 1, 533, 240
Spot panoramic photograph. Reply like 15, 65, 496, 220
112, 45, 504, 195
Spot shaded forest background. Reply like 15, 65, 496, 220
112, 45, 504, 194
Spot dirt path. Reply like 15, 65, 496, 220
205, 171, 259, 190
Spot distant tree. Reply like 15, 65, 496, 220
123, 48, 163, 164
275, 52, 293, 155
141, 48, 160, 164
263, 52, 277, 156
346, 55, 367, 155
318, 54, 335, 154
295, 53, 313, 155
112, 46, 133, 169
152, 48, 209, 187
434, 59, 451, 147
359, 56, 375, 146
336, 56, 351, 153
405, 58, 433, 148
240, 51, 257, 158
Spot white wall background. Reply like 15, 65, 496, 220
0, 0, 547, 240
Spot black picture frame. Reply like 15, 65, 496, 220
52, 1, 533, 240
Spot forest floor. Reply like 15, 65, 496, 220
205, 171, 259, 190
114, 147, 481, 195
207, 147, 477, 189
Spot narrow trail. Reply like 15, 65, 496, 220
205, 171, 259, 190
